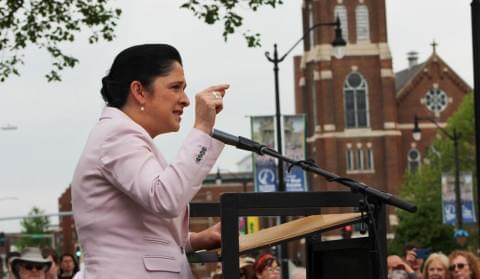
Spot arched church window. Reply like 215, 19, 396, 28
344, 72, 369, 128
334, 5, 348, 42
356, 5, 370, 42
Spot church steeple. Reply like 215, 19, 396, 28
295, 0, 398, 194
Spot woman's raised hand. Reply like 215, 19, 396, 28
194, 84, 229, 134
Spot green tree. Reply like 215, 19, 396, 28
0, 0, 283, 82
180, 0, 283, 47
389, 93, 476, 255
0, 0, 121, 82
15, 207, 52, 250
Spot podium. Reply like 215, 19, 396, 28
189, 191, 388, 279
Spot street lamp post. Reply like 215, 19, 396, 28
264, 17, 346, 278
470, 0, 480, 252
412, 115, 463, 229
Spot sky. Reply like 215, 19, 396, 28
0, 0, 474, 232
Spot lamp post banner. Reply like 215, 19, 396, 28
282, 115, 307, 192
442, 172, 477, 224
251, 116, 278, 192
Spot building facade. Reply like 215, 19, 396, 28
294, 0, 471, 226
58, 186, 76, 254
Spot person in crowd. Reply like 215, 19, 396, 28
387, 255, 418, 279
211, 256, 255, 279
454, 229, 470, 249
41, 248, 58, 279
404, 244, 423, 277
211, 262, 222, 279
291, 267, 307, 279
71, 43, 228, 278
9, 247, 52, 279
239, 256, 256, 279
254, 253, 281, 279
448, 250, 480, 279
5, 252, 21, 279
58, 253, 78, 279
422, 252, 449, 279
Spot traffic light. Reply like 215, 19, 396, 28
341, 225, 352, 239
0, 232, 5, 246
75, 245, 82, 259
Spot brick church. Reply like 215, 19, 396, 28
293, 0, 471, 227
57, 0, 472, 271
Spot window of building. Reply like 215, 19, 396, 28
311, 77, 317, 127
425, 88, 448, 113
346, 148, 354, 171
356, 5, 370, 42
408, 148, 421, 173
334, 5, 348, 43
346, 146, 374, 172
366, 148, 374, 170
355, 149, 364, 170
344, 72, 369, 128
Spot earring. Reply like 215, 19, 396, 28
140, 106, 144, 111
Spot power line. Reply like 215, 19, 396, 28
0, 211, 73, 221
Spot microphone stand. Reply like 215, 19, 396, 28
241, 137, 417, 278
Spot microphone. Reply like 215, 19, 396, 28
211, 129, 267, 155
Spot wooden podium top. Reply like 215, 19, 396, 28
218, 212, 361, 255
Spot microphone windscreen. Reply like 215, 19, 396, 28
211, 129, 239, 147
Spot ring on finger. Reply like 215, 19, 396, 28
212, 91, 221, 99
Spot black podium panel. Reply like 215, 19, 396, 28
308, 237, 374, 279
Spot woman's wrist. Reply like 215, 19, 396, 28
193, 123, 212, 135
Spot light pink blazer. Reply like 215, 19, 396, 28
72, 107, 223, 278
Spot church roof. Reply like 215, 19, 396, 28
394, 62, 425, 92
395, 52, 472, 99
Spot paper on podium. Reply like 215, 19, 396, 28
218, 212, 361, 256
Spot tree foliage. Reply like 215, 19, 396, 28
0, 0, 121, 82
15, 207, 52, 250
0, 0, 282, 82
181, 0, 283, 47
389, 93, 476, 255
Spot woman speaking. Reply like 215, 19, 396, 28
72, 44, 228, 278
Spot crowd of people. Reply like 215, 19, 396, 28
5, 245, 480, 278
3, 247, 79, 279
210, 251, 306, 279
388, 245, 480, 279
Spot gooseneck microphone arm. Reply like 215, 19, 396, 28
211, 129, 417, 213
211, 129, 273, 155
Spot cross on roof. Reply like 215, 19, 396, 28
431, 40, 438, 53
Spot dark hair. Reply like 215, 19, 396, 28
100, 44, 183, 108
59, 253, 79, 275
41, 247, 58, 264
403, 243, 417, 255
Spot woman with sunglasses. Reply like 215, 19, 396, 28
10, 247, 52, 279
422, 252, 449, 279
448, 250, 480, 279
